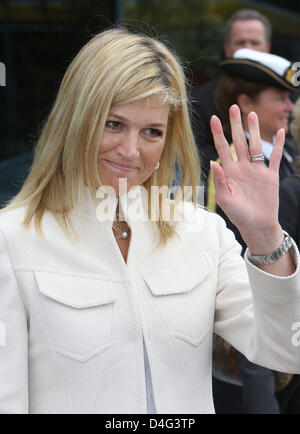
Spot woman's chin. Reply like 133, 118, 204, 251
98, 177, 138, 197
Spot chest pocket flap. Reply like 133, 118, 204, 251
143, 251, 213, 346
33, 271, 117, 361
34, 271, 116, 308
143, 250, 211, 296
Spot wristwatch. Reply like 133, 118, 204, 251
247, 233, 293, 266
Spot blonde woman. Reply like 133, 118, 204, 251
0, 28, 299, 414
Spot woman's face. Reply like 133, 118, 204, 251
249, 88, 294, 142
97, 94, 170, 193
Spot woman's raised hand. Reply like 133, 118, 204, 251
210, 104, 285, 254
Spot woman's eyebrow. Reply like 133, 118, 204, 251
107, 114, 127, 121
108, 113, 167, 128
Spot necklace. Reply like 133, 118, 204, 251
112, 221, 130, 240
113, 207, 130, 240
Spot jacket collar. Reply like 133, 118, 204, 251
71, 185, 150, 227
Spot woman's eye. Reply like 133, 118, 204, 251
144, 128, 163, 138
106, 120, 122, 130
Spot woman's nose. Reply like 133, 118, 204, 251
117, 131, 140, 159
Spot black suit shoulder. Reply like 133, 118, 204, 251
191, 76, 222, 124
192, 76, 222, 100
191, 76, 224, 180
279, 175, 300, 247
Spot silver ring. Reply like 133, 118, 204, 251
250, 153, 265, 162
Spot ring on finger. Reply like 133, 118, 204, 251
250, 153, 265, 163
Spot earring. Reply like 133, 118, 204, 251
155, 162, 160, 170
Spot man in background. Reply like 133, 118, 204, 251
192, 9, 272, 183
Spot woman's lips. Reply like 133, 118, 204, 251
104, 160, 137, 173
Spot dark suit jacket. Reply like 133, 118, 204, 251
279, 174, 300, 247
192, 76, 232, 183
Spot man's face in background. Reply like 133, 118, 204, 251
224, 19, 271, 58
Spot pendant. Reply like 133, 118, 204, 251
121, 231, 129, 239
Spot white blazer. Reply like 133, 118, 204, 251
0, 188, 300, 414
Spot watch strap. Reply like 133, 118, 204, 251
247, 233, 293, 266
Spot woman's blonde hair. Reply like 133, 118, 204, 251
3, 27, 200, 243
291, 98, 300, 172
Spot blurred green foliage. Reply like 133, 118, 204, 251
125, 0, 224, 84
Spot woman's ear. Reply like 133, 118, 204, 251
237, 93, 254, 115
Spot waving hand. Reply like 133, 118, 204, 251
210, 104, 290, 266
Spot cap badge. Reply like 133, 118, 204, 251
285, 67, 295, 85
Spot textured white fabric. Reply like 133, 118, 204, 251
0, 187, 300, 414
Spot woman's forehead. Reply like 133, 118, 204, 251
109, 95, 170, 119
